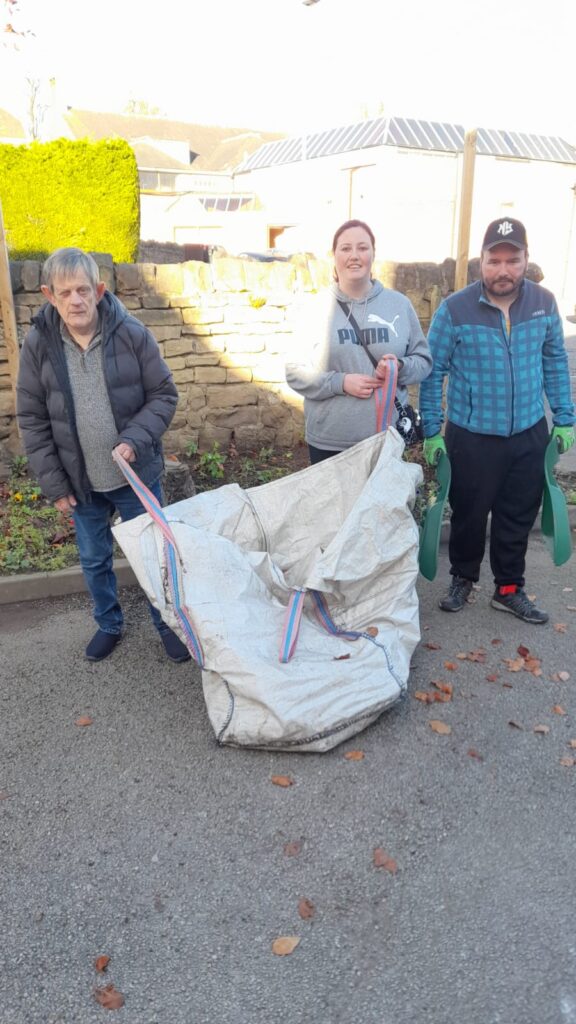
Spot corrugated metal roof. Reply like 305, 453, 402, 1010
237, 116, 576, 171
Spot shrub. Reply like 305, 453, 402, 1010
0, 138, 140, 261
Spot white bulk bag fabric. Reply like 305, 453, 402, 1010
113, 430, 423, 752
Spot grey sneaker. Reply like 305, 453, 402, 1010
439, 576, 473, 612
490, 588, 549, 624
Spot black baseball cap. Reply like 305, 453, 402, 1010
482, 218, 528, 250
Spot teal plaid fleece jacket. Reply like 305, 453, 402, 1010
419, 279, 575, 438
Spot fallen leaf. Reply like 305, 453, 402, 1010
486, 673, 500, 682
552, 671, 571, 682
517, 644, 530, 658
298, 898, 315, 919
74, 716, 93, 727
432, 681, 453, 696
524, 656, 542, 675
491, 638, 503, 645
527, 594, 536, 601
414, 690, 433, 703
94, 955, 110, 973
566, 606, 576, 612
456, 652, 468, 660
271, 775, 294, 788
504, 657, 525, 672
429, 720, 451, 735
365, 626, 379, 637
344, 750, 365, 761
333, 653, 351, 661
559, 757, 575, 768
467, 748, 484, 761
93, 985, 125, 1010
466, 649, 487, 663
502, 682, 514, 689
554, 623, 567, 633
508, 720, 524, 730
423, 641, 441, 650
562, 587, 573, 592
568, 740, 576, 749
272, 936, 300, 956
443, 661, 458, 671
373, 848, 398, 873
533, 725, 550, 735
283, 840, 302, 857
552, 705, 567, 716
433, 691, 452, 703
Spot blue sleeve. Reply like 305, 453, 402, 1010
418, 301, 457, 437
542, 306, 575, 426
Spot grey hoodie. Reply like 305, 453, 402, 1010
286, 280, 432, 450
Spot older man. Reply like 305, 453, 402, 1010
17, 247, 190, 663
420, 218, 575, 624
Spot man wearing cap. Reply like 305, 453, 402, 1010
420, 218, 575, 624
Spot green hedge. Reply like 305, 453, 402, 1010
0, 138, 140, 262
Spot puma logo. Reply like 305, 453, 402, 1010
367, 313, 400, 337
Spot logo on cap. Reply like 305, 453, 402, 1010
497, 221, 515, 237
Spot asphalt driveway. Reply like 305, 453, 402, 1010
1, 535, 576, 1024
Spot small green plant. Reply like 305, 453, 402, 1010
10, 454, 29, 477
198, 442, 226, 480
566, 489, 576, 506
184, 439, 199, 458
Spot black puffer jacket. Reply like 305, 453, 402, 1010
16, 291, 178, 503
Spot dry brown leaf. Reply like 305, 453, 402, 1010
271, 775, 294, 788
533, 725, 550, 735
344, 750, 365, 761
517, 644, 530, 658
508, 720, 524, 730
429, 720, 451, 735
433, 691, 452, 703
443, 661, 458, 671
467, 649, 487, 663
569, 740, 576, 749
559, 757, 575, 768
283, 840, 302, 857
524, 657, 542, 675
432, 681, 453, 696
491, 638, 503, 645
502, 682, 514, 689
272, 936, 301, 956
552, 705, 567, 716
552, 671, 571, 682
423, 641, 441, 650
373, 848, 398, 873
333, 653, 351, 661
414, 690, 433, 703
365, 626, 379, 637
554, 623, 567, 633
93, 985, 125, 1010
298, 898, 315, 920
486, 673, 500, 682
467, 748, 484, 761
94, 955, 110, 973
456, 652, 468, 660
504, 657, 525, 672
74, 716, 93, 727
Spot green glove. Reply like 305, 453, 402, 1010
423, 434, 447, 466
551, 426, 575, 453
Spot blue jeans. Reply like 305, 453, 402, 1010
73, 480, 168, 636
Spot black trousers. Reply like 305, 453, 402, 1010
445, 418, 548, 588
308, 444, 342, 465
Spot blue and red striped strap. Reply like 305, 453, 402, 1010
112, 449, 204, 667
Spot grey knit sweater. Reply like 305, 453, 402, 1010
61, 320, 126, 491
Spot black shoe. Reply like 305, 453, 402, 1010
490, 588, 549, 624
439, 576, 473, 612
85, 629, 122, 661
160, 628, 191, 663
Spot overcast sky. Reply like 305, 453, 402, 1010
2, 0, 575, 141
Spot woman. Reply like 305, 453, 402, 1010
286, 220, 432, 463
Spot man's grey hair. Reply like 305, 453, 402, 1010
41, 248, 100, 291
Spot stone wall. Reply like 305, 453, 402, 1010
0, 254, 543, 454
